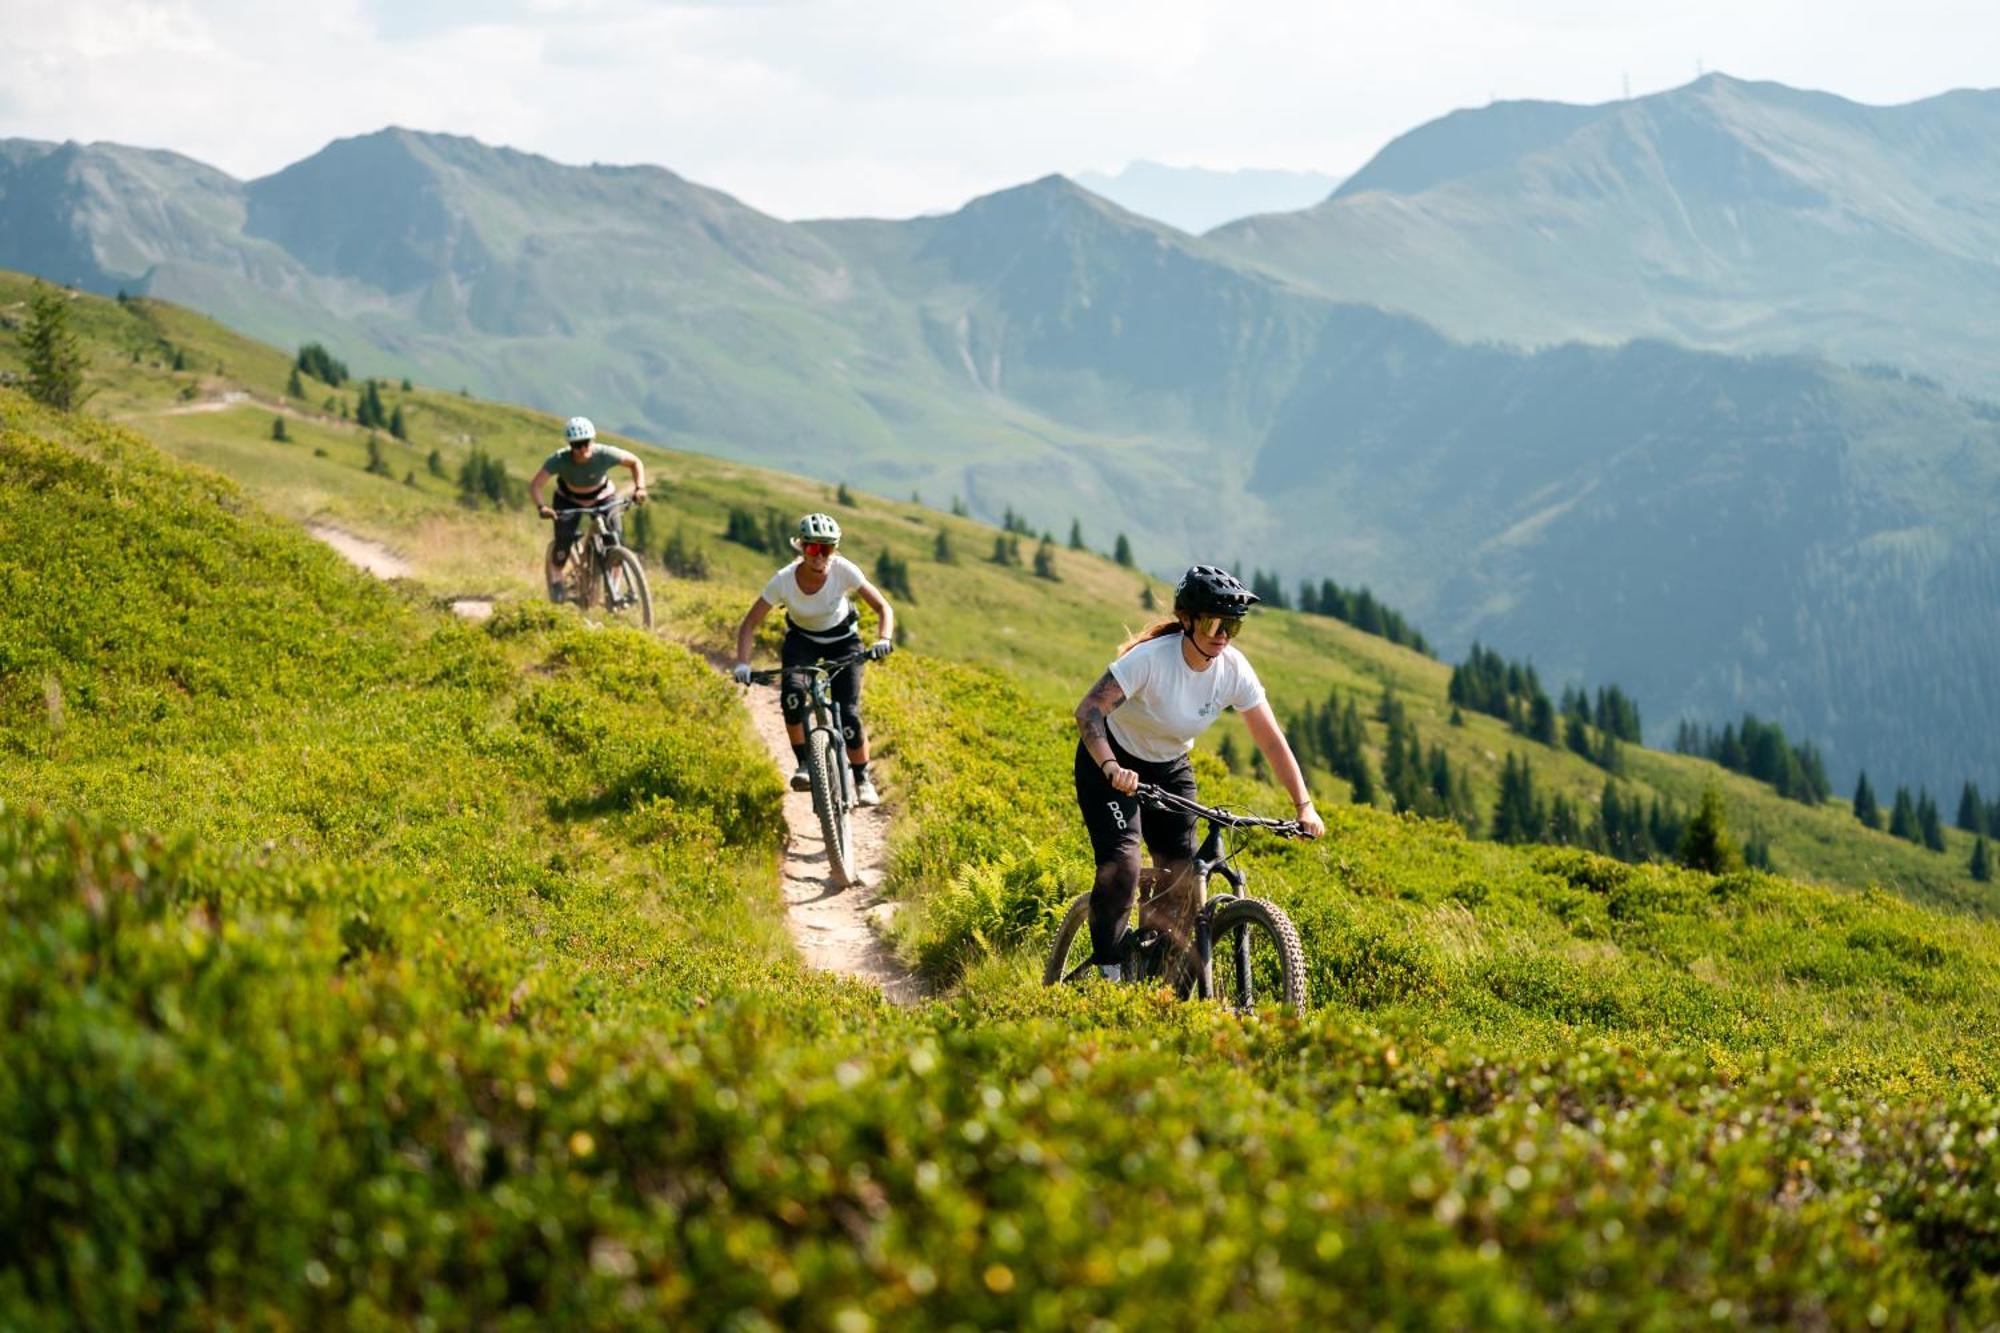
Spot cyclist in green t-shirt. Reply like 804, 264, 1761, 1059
528, 416, 648, 602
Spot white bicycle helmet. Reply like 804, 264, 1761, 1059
564, 416, 596, 445
792, 512, 842, 549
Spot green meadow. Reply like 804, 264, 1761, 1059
6, 279, 2000, 1326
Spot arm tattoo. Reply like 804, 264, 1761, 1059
1076, 670, 1123, 746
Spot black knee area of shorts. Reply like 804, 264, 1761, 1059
840, 709, 865, 751
779, 674, 811, 727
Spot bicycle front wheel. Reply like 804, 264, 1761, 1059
808, 725, 854, 887
604, 548, 654, 629
1208, 897, 1309, 1013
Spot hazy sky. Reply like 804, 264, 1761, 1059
4, 0, 1995, 219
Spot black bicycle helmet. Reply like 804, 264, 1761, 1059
1173, 565, 1260, 618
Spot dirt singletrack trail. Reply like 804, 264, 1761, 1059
307, 520, 916, 1002
735, 677, 921, 1005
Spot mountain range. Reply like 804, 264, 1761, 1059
2, 74, 1996, 794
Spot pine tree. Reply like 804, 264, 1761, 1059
400, 377, 413, 391
1490, 753, 1539, 844
1918, 790, 1946, 852
171, 346, 187, 372
1678, 786, 1745, 874
1958, 782, 1987, 835
389, 404, 408, 441
1973, 837, 1992, 883
932, 527, 956, 564
990, 534, 1012, 566
1218, 732, 1243, 776
22, 286, 89, 412
1032, 538, 1060, 581
837, 482, 856, 507
1139, 585, 1156, 611
364, 434, 393, 477
1889, 787, 1919, 843
627, 504, 655, 561
1853, 771, 1881, 829
1113, 533, 1134, 568
1068, 519, 1086, 551
950, 496, 969, 517
270, 416, 288, 442
427, 448, 445, 478
287, 367, 305, 398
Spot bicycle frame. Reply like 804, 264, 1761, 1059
1116, 785, 1301, 996
752, 649, 870, 792
549, 497, 635, 609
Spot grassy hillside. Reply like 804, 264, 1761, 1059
4, 274, 1988, 914
10, 378, 2000, 1325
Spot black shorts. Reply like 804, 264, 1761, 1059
779, 626, 863, 729
1074, 736, 1198, 867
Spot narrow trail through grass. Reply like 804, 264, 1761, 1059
736, 676, 921, 1004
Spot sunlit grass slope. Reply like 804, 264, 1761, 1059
2, 271, 1985, 911
7, 389, 2000, 1325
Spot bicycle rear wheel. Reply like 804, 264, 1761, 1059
603, 548, 654, 629
567, 545, 600, 609
808, 725, 854, 887
1207, 897, 1309, 1013
1042, 893, 1094, 986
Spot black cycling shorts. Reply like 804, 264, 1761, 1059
1074, 736, 1198, 867
779, 627, 863, 732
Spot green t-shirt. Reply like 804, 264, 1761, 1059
543, 444, 636, 493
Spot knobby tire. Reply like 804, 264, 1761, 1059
808, 726, 854, 887
1208, 897, 1308, 1013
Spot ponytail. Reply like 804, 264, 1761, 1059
1117, 617, 1183, 657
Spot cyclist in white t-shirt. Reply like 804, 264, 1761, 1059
731, 513, 896, 805
1073, 565, 1324, 978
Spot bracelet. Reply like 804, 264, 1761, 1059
1101, 759, 1119, 778
1294, 797, 1314, 809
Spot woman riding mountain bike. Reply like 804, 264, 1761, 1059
731, 513, 896, 807
529, 415, 648, 603
1074, 565, 1324, 980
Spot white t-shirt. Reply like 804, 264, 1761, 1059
1105, 633, 1267, 763
761, 556, 870, 637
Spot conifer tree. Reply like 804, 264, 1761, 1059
270, 416, 288, 442
1889, 787, 1919, 843
22, 286, 89, 412
1853, 771, 1881, 829
932, 527, 956, 564
1139, 585, 1156, 611
1068, 519, 1086, 551
1218, 732, 1243, 776
389, 404, 408, 441
1032, 537, 1060, 581
1491, 753, 1540, 844
287, 367, 305, 398
1973, 836, 1992, 883
364, 434, 392, 477
837, 482, 856, 507
1918, 790, 1946, 851
1113, 533, 1134, 568
1678, 786, 1744, 874
950, 496, 969, 517
427, 448, 445, 478
1958, 782, 1987, 835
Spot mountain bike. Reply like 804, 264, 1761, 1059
747, 649, 871, 888
545, 496, 652, 629
1043, 784, 1311, 1012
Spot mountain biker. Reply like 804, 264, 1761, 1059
1073, 565, 1324, 979
529, 416, 648, 602
731, 513, 896, 806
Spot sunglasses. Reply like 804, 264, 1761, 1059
1192, 615, 1244, 639
800, 541, 837, 557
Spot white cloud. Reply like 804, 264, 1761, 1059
0, 0, 1994, 217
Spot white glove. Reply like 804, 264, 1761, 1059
869, 639, 894, 660
731, 662, 753, 684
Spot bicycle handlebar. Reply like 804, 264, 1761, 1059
744, 649, 873, 686
544, 495, 638, 519
1130, 782, 1307, 838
